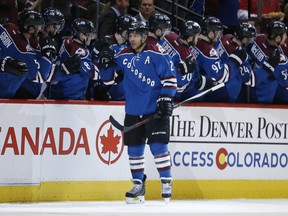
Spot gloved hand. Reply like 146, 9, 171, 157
196, 74, 219, 91
156, 95, 174, 119
262, 49, 280, 77
99, 43, 114, 70
178, 55, 197, 75
229, 47, 248, 67
92, 37, 112, 61
0, 57, 28, 76
39, 36, 56, 60
93, 82, 111, 101
61, 54, 81, 75
115, 70, 124, 84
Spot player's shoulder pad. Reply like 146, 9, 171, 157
165, 31, 179, 42
220, 34, 234, 43
117, 47, 133, 56
64, 36, 89, 58
196, 39, 219, 58
254, 34, 268, 49
145, 43, 165, 54
217, 34, 238, 55
0, 23, 34, 53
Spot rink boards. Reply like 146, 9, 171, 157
0, 100, 288, 202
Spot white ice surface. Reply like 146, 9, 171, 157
1, 199, 288, 216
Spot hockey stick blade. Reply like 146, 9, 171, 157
109, 82, 225, 133
110, 114, 159, 133
109, 115, 125, 131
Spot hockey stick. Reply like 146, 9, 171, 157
109, 82, 225, 132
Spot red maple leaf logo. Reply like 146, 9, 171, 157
100, 125, 121, 154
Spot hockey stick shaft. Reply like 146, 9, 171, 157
109, 82, 225, 132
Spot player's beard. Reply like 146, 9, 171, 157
132, 39, 146, 52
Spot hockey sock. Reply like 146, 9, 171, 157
150, 143, 172, 178
127, 144, 145, 180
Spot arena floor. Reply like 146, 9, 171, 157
0, 199, 288, 216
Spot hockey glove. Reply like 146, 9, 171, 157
229, 47, 248, 67
196, 74, 219, 91
0, 57, 28, 76
92, 37, 112, 61
61, 54, 81, 75
93, 82, 111, 101
156, 95, 174, 119
262, 49, 280, 77
115, 70, 124, 84
39, 36, 56, 60
99, 44, 114, 70
178, 56, 197, 75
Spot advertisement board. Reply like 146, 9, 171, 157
0, 101, 288, 201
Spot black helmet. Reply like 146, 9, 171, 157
71, 18, 96, 37
128, 21, 149, 35
179, 20, 201, 40
266, 21, 287, 40
148, 12, 172, 33
18, 10, 44, 32
42, 7, 65, 33
201, 16, 223, 35
235, 22, 256, 40
116, 14, 137, 34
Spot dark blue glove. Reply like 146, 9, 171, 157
0, 57, 28, 76
156, 95, 174, 119
262, 49, 280, 77
178, 56, 197, 75
229, 47, 248, 67
196, 74, 219, 91
61, 54, 81, 75
39, 35, 56, 61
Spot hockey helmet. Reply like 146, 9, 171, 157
18, 10, 44, 33
116, 14, 137, 34
235, 22, 256, 40
71, 18, 96, 38
266, 21, 287, 40
42, 7, 65, 33
148, 12, 172, 33
201, 16, 223, 35
128, 21, 149, 35
179, 20, 201, 40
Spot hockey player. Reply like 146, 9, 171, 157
159, 20, 219, 101
147, 12, 171, 51
15, 9, 57, 99
147, 12, 195, 100
46, 18, 99, 100
215, 22, 257, 102
88, 14, 137, 101
40, 7, 65, 53
0, 10, 52, 99
100, 21, 177, 203
276, 36, 288, 103
36, 7, 65, 99
190, 16, 248, 102
246, 21, 288, 103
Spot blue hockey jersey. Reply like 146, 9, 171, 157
48, 37, 98, 100
0, 23, 52, 98
247, 34, 288, 103
101, 41, 177, 115
215, 34, 252, 102
159, 32, 202, 101
191, 38, 240, 102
